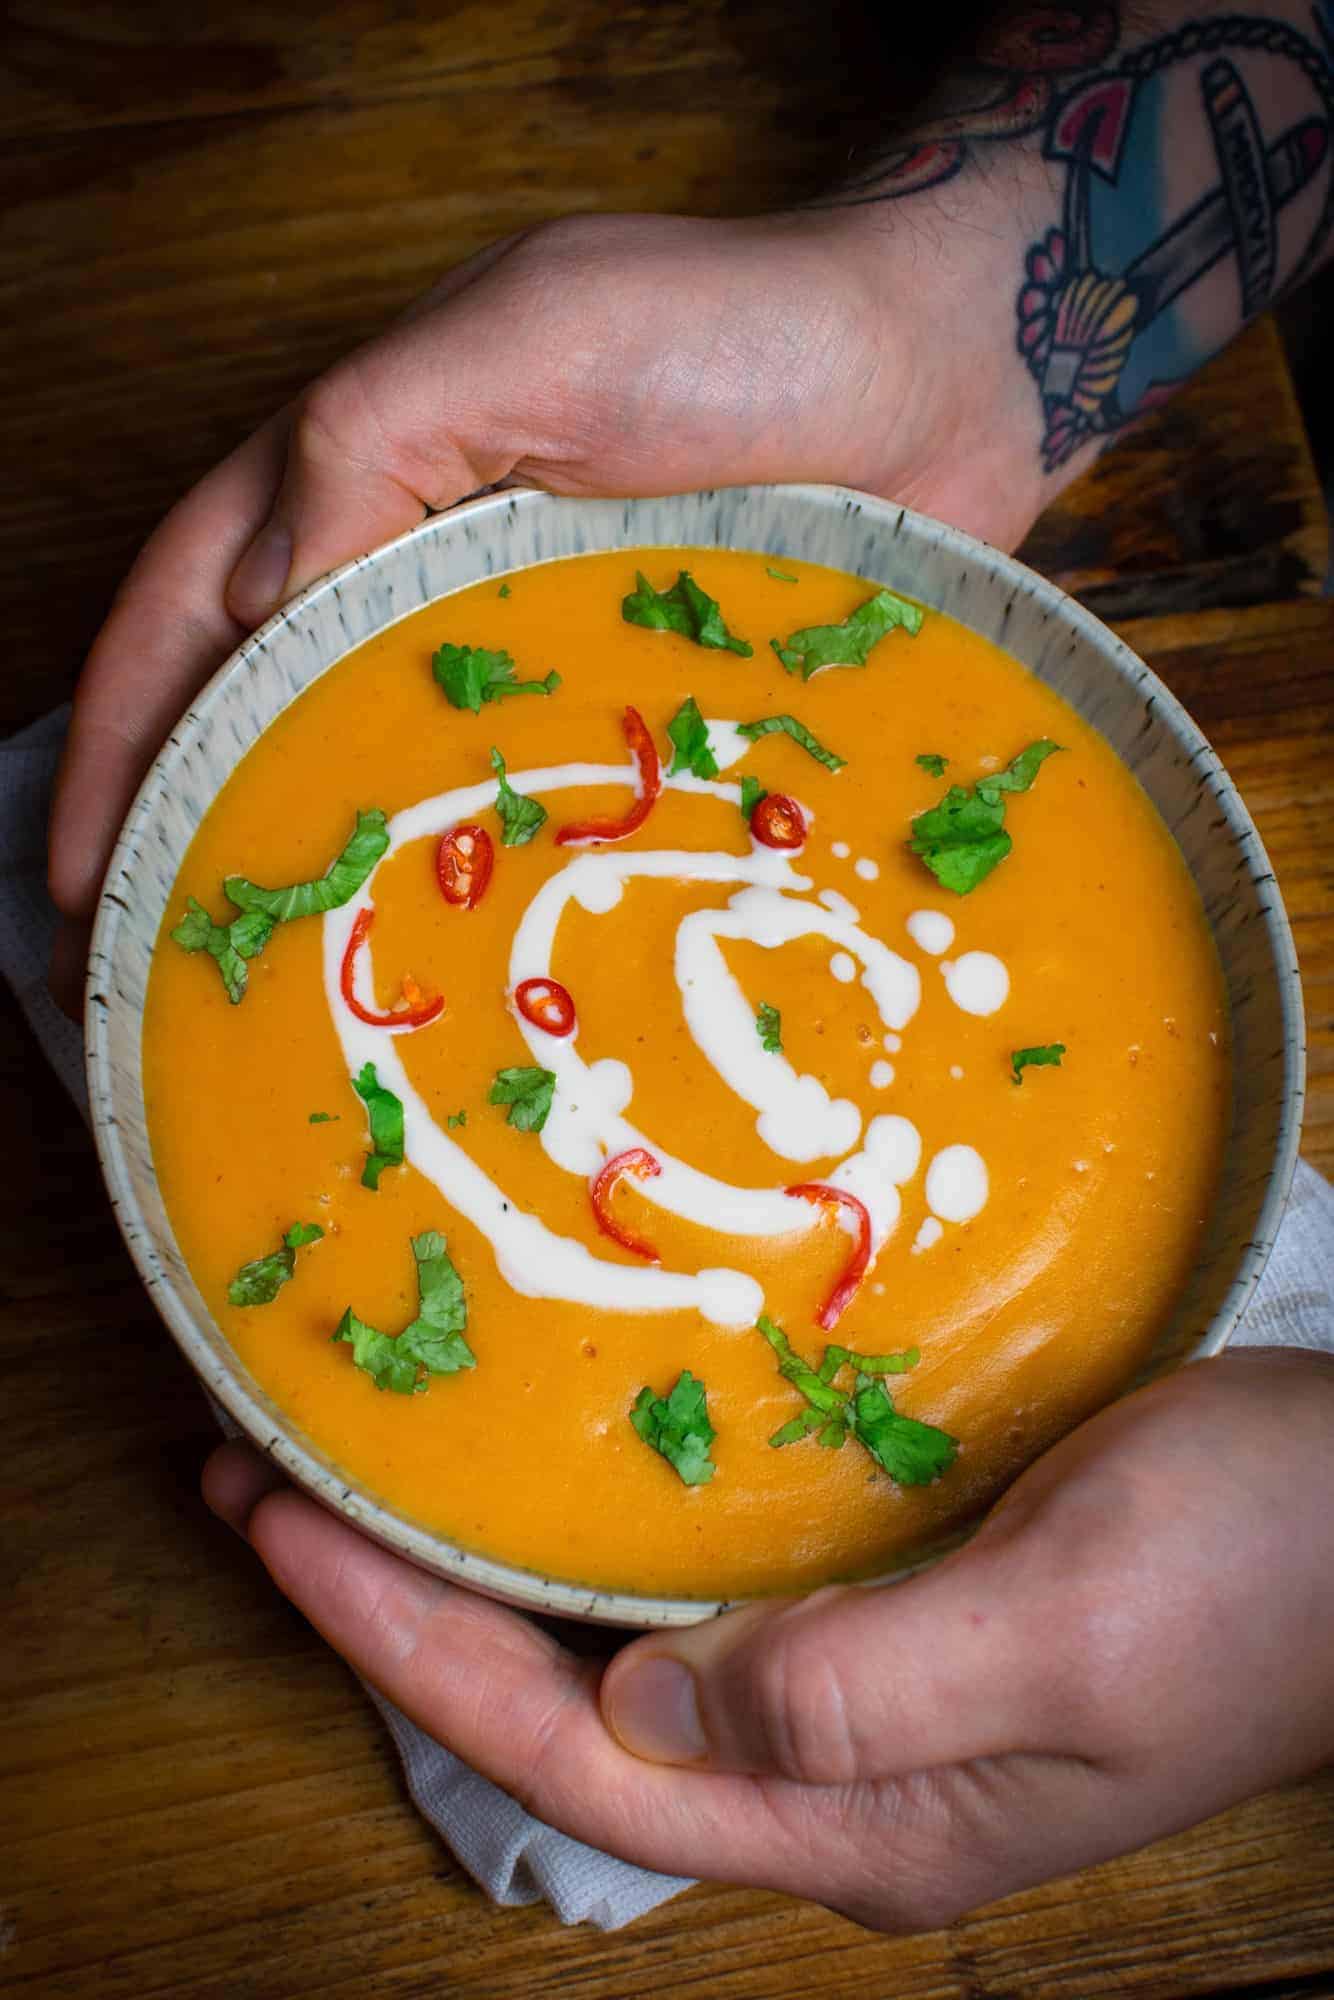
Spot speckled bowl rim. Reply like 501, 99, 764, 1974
87, 484, 1306, 1629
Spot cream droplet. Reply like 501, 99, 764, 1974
941, 951, 1009, 1018
912, 1216, 944, 1255
906, 909, 954, 956
925, 1144, 989, 1223
829, 951, 857, 984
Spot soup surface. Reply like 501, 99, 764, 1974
144, 547, 1228, 1599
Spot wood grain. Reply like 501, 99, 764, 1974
2, 2, 1332, 1995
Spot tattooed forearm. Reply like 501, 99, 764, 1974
830, 3, 1334, 473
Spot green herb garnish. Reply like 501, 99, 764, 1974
170, 899, 274, 1005
224, 809, 389, 924
756, 1316, 956, 1485
909, 740, 1062, 895
1011, 1043, 1066, 1083
739, 773, 767, 822
622, 571, 752, 656
630, 1371, 717, 1485
756, 1002, 783, 1053
227, 1222, 324, 1307
308, 1112, 337, 1124
498, 583, 511, 598
666, 695, 719, 780
446, 1108, 468, 1129
767, 566, 799, 584
490, 746, 548, 847
737, 714, 846, 772
173, 810, 390, 1003
352, 1060, 404, 1190
770, 587, 922, 680
433, 643, 559, 715
334, 1231, 474, 1393
916, 753, 948, 778
489, 1065, 556, 1132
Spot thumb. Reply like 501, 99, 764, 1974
224, 232, 534, 627
600, 1533, 1059, 1785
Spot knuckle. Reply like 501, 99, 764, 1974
292, 366, 389, 481
744, 1621, 862, 1785
507, 211, 616, 275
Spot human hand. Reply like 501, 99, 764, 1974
49, 185, 1061, 967
203, 1347, 1334, 1930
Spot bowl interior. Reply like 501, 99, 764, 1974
87, 485, 1305, 1628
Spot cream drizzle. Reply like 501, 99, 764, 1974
323, 752, 937, 1326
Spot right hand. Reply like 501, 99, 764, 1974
48, 193, 1060, 992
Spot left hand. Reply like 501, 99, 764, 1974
204, 1346, 1334, 1930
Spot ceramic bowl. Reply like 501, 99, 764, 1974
87, 485, 1305, 1628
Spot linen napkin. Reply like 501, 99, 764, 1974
6, 708, 1332, 1928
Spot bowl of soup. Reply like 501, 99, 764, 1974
86, 485, 1304, 1626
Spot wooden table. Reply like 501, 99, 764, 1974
3, 8, 1333, 1996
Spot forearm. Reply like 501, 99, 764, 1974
828, 1, 1333, 490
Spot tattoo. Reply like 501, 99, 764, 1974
835, 6, 1334, 472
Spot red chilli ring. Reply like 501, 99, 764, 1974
750, 792, 807, 850
514, 977, 576, 1037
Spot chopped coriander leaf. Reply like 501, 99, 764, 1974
308, 1111, 337, 1123
737, 713, 846, 773
770, 587, 923, 680
446, 1108, 468, 1129
490, 746, 548, 847
916, 753, 948, 778
756, 1002, 783, 1053
630, 1371, 716, 1486
498, 582, 511, 598
666, 695, 719, 780
622, 570, 753, 656
1011, 1043, 1066, 1083
739, 773, 768, 822
489, 1065, 556, 1133
225, 809, 389, 924
976, 739, 1062, 798
353, 1061, 404, 1190
227, 1222, 324, 1307
432, 642, 560, 715
171, 898, 274, 1005
756, 1314, 956, 1486
909, 740, 1062, 895
767, 566, 799, 583
909, 786, 1010, 895
757, 1316, 846, 1416
334, 1231, 474, 1394
849, 1376, 958, 1485
817, 1341, 919, 1383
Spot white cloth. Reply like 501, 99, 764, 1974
6, 708, 1332, 1926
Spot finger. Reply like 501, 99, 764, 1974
233, 1476, 837, 1888
49, 416, 290, 918
201, 1439, 291, 1534
599, 1532, 1059, 1784
48, 917, 90, 1023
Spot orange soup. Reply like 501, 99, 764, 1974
143, 549, 1228, 1599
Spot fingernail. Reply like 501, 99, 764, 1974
605, 1655, 707, 1765
228, 521, 293, 626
